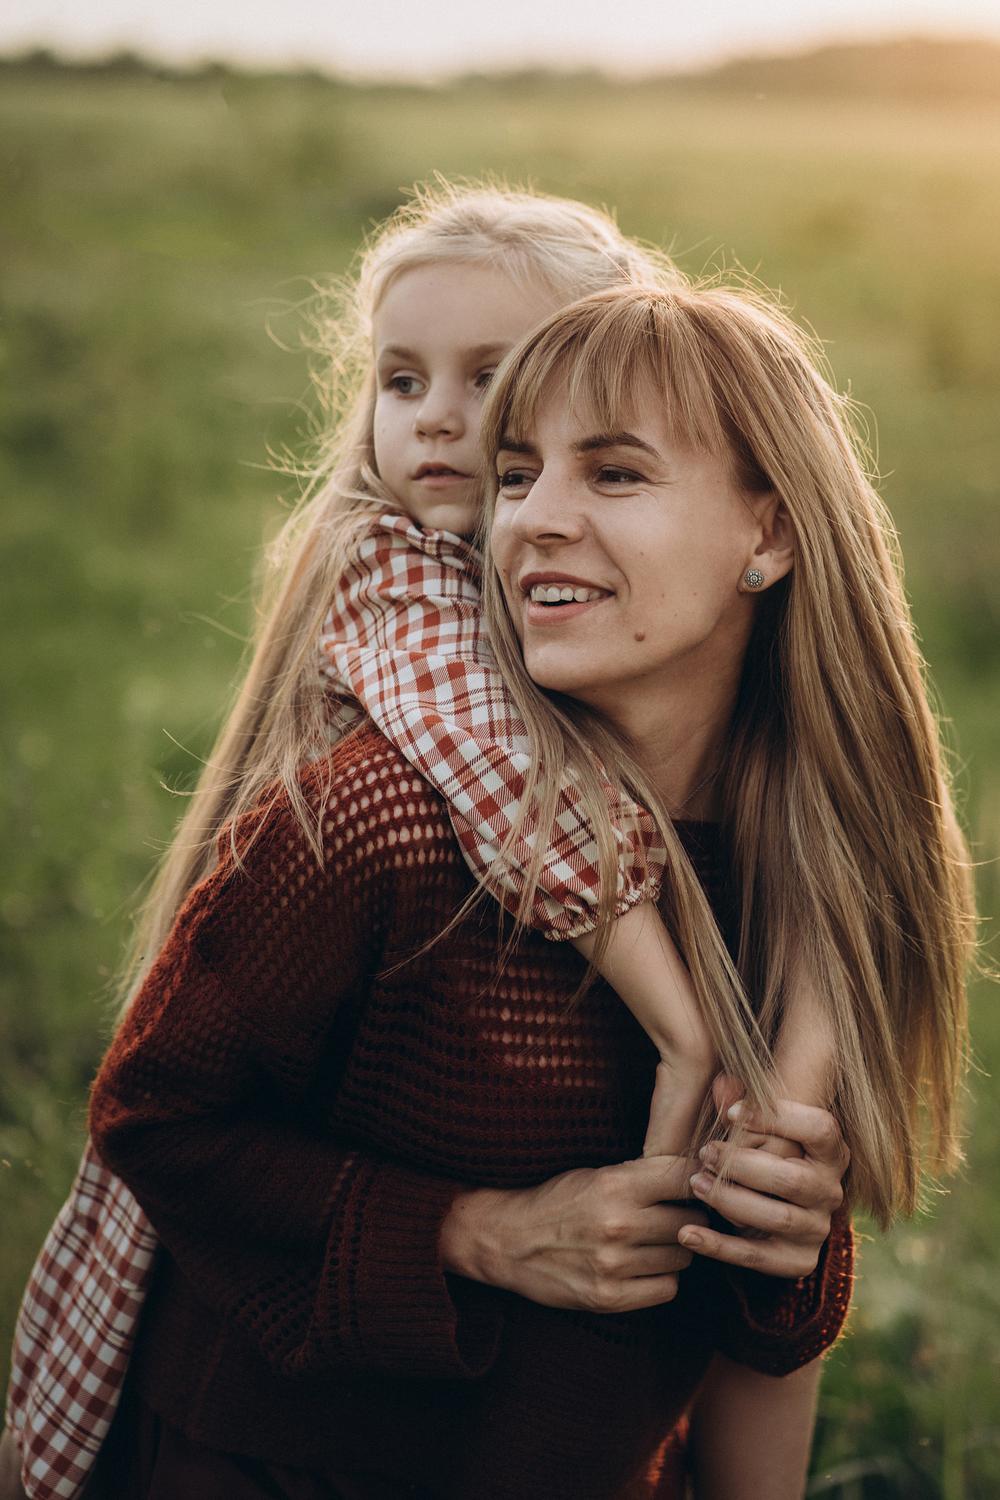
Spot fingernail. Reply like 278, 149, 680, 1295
690, 1172, 711, 1194
678, 1228, 703, 1248
700, 1143, 719, 1164
727, 1102, 744, 1121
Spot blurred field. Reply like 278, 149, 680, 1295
2, 52, 999, 1497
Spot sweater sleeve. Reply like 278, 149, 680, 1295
711, 1210, 855, 1375
318, 514, 665, 939
88, 743, 501, 1384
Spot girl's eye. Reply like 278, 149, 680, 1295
388, 374, 423, 396
474, 369, 497, 392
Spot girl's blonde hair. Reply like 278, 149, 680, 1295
117, 179, 679, 1016
478, 282, 975, 1226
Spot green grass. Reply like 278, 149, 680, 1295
2, 59, 999, 1497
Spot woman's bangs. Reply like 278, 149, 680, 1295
490, 299, 727, 463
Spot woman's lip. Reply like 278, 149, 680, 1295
519, 572, 608, 593
524, 597, 611, 626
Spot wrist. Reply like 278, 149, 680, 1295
439, 1186, 510, 1285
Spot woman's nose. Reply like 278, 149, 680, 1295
510, 470, 585, 545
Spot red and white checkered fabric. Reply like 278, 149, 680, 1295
5, 510, 665, 1498
5, 1140, 156, 1500
319, 512, 665, 939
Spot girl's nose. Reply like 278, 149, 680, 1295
415, 384, 464, 439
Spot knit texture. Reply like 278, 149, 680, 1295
89, 723, 853, 1500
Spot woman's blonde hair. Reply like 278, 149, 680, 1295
478, 282, 975, 1226
117, 179, 678, 1016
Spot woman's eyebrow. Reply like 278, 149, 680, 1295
574, 431, 661, 460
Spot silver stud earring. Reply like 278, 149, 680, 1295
744, 568, 765, 590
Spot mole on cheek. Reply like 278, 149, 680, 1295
634, 631, 646, 642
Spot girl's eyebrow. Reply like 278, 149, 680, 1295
377, 341, 512, 363
376, 343, 420, 362
497, 437, 537, 457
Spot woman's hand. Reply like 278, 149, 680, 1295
440, 1155, 708, 1314
676, 1083, 849, 1280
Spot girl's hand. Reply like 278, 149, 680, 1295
677, 1087, 849, 1280
440, 1155, 708, 1314
642, 1056, 716, 1158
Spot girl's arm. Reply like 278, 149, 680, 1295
689, 1354, 823, 1499
322, 517, 714, 1152
575, 902, 716, 1154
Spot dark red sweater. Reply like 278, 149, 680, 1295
89, 723, 853, 1500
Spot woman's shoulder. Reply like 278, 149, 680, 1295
301, 721, 462, 874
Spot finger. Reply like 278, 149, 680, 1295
711, 1074, 744, 1114
609, 1275, 682, 1313
625, 1245, 694, 1277
628, 1154, 701, 1206
698, 1145, 829, 1207
676, 1223, 814, 1279
636, 1203, 709, 1241
728, 1098, 849, 1170
753, 1135, 804, 1160
688, 1170, 828, 1239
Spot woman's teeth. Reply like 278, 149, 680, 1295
529, 584, 604, 605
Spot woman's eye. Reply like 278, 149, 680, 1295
597, 466, 642, 486
388, 374, 423, 396
497, 469, 534, 492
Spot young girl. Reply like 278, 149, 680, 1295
5, 182, 848, 1500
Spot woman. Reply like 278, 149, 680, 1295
76, 272, 972, 1497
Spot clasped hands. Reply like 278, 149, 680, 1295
440, 1076, 848, 1312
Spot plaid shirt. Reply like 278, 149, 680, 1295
5, 511, 664, 1498
5, 1142, 156, 1499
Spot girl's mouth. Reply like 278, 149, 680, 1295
414, 464, 471, 486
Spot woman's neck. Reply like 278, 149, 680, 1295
625, 707, 729, 821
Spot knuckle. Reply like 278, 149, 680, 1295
594, 1245, 622, 1276
600, 1215, 629, 1244
815, 1115, 841, 1154
738, 1241, 763, 1270
660, 1275, 679, 1303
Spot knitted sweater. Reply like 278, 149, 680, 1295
89, 723, 854, 1500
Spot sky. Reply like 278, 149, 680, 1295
4, 0, 1000, 78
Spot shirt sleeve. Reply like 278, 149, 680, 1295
711, 1210, 855, 1375
88, 747, 501, 1384
318, 513, 665, 939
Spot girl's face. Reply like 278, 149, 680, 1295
490, 382, 793, 737
372, 262, 560, 537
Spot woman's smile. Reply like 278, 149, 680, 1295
520, 570, 613, 625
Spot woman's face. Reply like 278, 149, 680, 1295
490, 382, 786, 729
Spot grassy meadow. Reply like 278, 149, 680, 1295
1, 50, 999, 1496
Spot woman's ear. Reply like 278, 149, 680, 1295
739, 495, 794, 592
